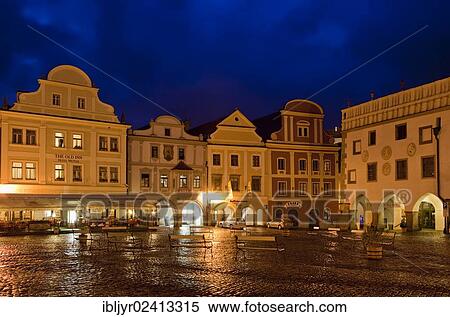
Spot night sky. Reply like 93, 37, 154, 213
0, 1, 449, 129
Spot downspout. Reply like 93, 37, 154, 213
433, 117, 448, 234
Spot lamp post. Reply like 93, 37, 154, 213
432, 117, 448, 234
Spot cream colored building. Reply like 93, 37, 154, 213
128, 115, 207, 225
189, 109, 269, 225
0, 65, 128, 224
342, 77, 450, 231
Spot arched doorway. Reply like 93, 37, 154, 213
379, 194, 405, 230
181, 202, 203, 226
288, 209, 299, 227
354, 195, 373, 229
242, 207, 255, 226
413, 193, 443, 231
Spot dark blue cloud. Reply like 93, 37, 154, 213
0, 0, 449, 128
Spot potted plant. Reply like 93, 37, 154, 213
400, 216, 407, 233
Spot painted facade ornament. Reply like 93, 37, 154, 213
381, 146, 392, 160
382, 162, 391, 176
163, 145, 174, 161
407, 142, 417, 157
361, 150, 369, 163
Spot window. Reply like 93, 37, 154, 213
367, 162, 377, 182
312, 159, 320, 172
99, 167, 108, 182
422, 156, 435, 178
178, 148, 185, 160
353, 140, 361, 154
179, 175, 188, 188
299, 159, 307, 173
323, 182, 332, 196
12, 128, 23, 144
12, 162, 23, 179
277, 158, 286, 172
110, 138, 119, 152
368, 131, 376, 146
396, 159, 408, 180
312, 182, 320, 195
160, 174, 169, 188
277, 181, 287, 196
193, 175, 201, 188
230, 175, 240, 191
72, 134, 82, 149
73, 165, 82, 182
395, 123, 407, 140
297, 126, 309, 137
26, 130, 36, 145
110, 167, 119, 183
52, 94, 61, 106
212, 154, 221, 166
54, 132, 65, 148
324, 160, 331, 175
212, 174, 222, 190
25, 162, 36, 180
299, 182, 308, 196
230, 154, 239, 167
141, 173, 150, 188
164, 128, 171, 136
151, 146, 159, 158
419, 126, 433, 144
251, 176, 261, 192
274, 209, 283, 220
99, 136, 108, 151
252, 155, 260, 167
55, 164, 65, 181
348, 169, 356, 184
77, 97, 85, 109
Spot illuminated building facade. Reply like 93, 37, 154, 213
342, 77, 450, 231
0, 65, 129, 224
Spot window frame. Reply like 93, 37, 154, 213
212, 153, 221, 166
25, 129, 37, 146
12, 162, 23, 180
421, 156, 435, 178
277, 157, 286, 172
54, 131, 65, 148
419, 125, 433, 145
54, 164, 65, 181
395, 123, 407, 140
72, 133, 83, 150
151, 145, 159, 159
251, 176, 261, 192
77, 97, 86, 110
52, 93, 61, 106
72, 165, 83, 182
277, 180, 287, 196
252, 155, 260, 168
348, 169, 357, 184
110, 137, 119, 152
353, 140, 362, 155
230, 154, 239, 167
395, 159, 408, 181
368, 130, 376, 146
367, 162, 378, 182
12, 128, 23, 144
25, 162, 37, 180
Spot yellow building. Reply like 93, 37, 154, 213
342, 77, 450, 232
189, 109, 269, 225
0, 65, 129, 224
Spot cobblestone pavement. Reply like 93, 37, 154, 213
0, 228, 449, 296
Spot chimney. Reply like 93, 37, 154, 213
400, 80, 406, 91
120, 112, 126, 123
370, 91, 375, 100
2, 97, 9, 110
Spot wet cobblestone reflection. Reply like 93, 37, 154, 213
0, 228, 449, 296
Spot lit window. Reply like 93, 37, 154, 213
141, 173, 150, 188
12, 129, 23, 144
193, 175, 201, 188
77, 97, 85, 109
230, 154, 239, 167
54, 132, 65, 148
55, 164, 65, 181
348, 169, 356, 184
99, 136, 108, 151
99, 166, 108, 182
299, 182, 307, 196
73, 134, 82, 149
110, 167, 119, 183
52, 94, 61, 106
26, 130, 36, 145
312, 182, 320, 195
12, 162, 23, 179
25, 162, 36, 180
277, 181, 287, 196
73, 165, 82, 182
179, 175, 188, 188
160, 175, 169, 188
324, 160, 331, 174
353, 140, 361, 154
110, 137, 119, 152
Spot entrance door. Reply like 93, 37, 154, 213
419, 202, 435, 229
288, 209, 299, 227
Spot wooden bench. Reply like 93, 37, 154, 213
189, 226, 214, 240
168, 234, 213, 257
104, 229, 144, 252
235, 235, 285, 260
378, 232, 396, 251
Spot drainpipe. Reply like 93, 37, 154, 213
433, 117, 448, 234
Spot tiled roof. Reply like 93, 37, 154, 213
252, 111, 281, 141
187, 116, 226, 140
